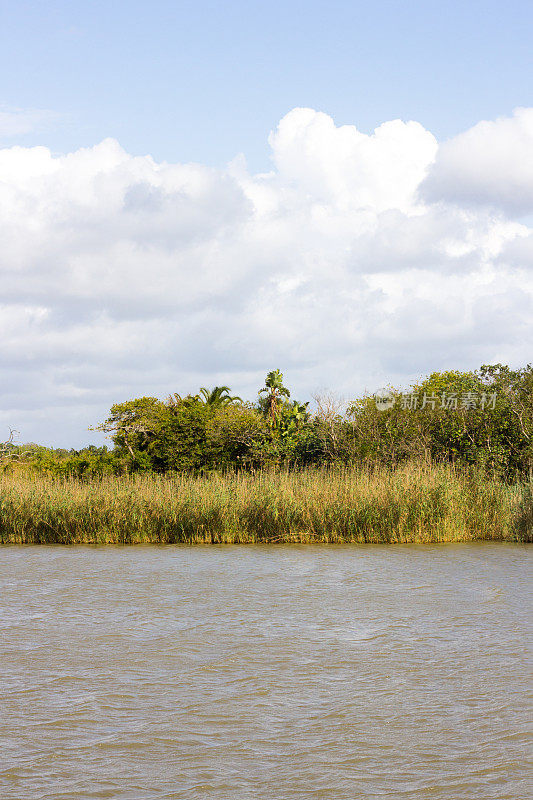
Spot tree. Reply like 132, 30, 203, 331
259, 369, 290, 426
312, 392, 355, 463
205, 404, 271, 469
477, 363, 533, 479
198, 386, 243, 407
277, 400, 310, 437
149, 401, 216, 472
0, 428, 21, 470
92, 397, 169, 467
346, 365, 533, 479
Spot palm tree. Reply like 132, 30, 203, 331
198, 386, 243, 407
259, 369, 290, 425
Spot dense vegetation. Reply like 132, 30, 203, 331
0, 464, 531, 544
3, 364, 532, 482
0, 364, 531, 545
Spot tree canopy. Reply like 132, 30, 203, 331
4, 364, 531, 481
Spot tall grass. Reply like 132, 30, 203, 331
0, 463, 530, 545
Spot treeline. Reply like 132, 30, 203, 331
4, 364, 533, 481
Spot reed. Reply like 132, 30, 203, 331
0, 463, 530, 545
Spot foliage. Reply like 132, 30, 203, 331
259, 369, 291, 426
198, 386, 243, 407
8, 364, 533, 481
2, 445, 126, 479
205, 404, 271, 469
91, 396, 168, 464
346, 365, 533, 480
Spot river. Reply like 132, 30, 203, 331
0, 544, 531, 799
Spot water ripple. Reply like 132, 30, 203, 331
0, 543, 531, 800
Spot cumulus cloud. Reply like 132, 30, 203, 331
0, 107, 532, 445
269, 108, 438, 212
421, 107, 533, 216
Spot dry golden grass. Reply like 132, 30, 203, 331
0, 463, 530, 545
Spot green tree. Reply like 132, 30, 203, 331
149, 400, 217, 472
198, 386, 243, 407
205, 404, 271, 469
347, 365, 533, 479
259, 369, 291, 426
477, 363, 533, 479
92, 397, 169, 470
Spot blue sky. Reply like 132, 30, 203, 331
1, 0, 533, 445
2, 0, 532, 169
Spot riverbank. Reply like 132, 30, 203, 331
0, 464, 531, 545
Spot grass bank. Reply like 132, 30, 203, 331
0, 463, 531, 545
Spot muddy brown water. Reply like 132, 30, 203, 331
0, 544, 531, 799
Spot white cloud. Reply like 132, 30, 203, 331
0, 107, 532, 445
421, 107, 533, 216
269, 108, 438, 213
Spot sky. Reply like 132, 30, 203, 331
0, 0, 532, 446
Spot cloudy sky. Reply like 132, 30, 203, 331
1, 1, 532, 446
